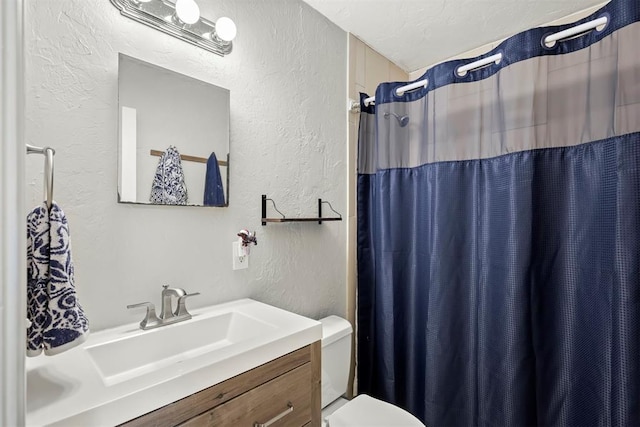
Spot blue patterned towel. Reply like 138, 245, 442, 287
203, 152, 225, 206
27, 202, 89, 356
150, 146, 188, 205
27, 204, 50, 356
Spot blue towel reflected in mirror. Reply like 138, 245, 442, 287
203, 152, 225, 206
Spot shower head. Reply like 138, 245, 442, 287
383, 112, 410, 127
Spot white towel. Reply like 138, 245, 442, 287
27, 202, 89, 356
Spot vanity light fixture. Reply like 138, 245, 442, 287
110, 0, 237, 56
214, 16, 237, 42
174, 0, 200, 25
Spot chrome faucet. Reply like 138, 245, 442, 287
127, 285, 200, 330
161, 285, 186, 320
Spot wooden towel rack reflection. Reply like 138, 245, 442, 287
150, 149, 228, 167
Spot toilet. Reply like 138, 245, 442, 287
319, 316, 425, 427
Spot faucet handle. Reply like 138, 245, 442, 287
127, 302, 160, 329
174, 293, 200, 318
127, 301, 155, 310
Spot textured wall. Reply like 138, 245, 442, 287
24, 0, 347, 331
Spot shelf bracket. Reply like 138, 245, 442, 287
261, 194, 342, 226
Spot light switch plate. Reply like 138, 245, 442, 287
232, 241, 249, 270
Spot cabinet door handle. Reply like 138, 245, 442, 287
253, 402, 294, 427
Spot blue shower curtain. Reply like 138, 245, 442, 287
357, 2, 640, 426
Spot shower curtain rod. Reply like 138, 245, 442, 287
361, 15, 608, 107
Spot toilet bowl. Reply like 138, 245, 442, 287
319, 316, 424, 427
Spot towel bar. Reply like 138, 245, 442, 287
26, 144, 55, 209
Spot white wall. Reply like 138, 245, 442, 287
24, 0, 347, 331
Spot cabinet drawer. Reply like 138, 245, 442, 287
181, 363, 311, 427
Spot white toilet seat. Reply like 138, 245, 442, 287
325, 394, 425, 427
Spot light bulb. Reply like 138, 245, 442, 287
215, 17, 237, 42
175, 0, 200, 25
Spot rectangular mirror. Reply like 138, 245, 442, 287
117, 54, 229, 207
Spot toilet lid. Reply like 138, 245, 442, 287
325, 394, 425, 427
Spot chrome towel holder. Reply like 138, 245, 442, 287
26, 144, 55, 209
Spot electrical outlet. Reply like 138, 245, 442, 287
232, 241, 249, 270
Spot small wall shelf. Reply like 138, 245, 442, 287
261, 195, 342, 226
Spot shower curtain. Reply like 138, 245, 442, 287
357, 2, 640, 426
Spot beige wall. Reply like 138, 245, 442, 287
346, 35, 409, 395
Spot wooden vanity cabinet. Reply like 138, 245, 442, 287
120, 342, 321, 427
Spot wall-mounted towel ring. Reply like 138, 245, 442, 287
27, 144, 55, 209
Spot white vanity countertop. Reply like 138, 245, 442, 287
26, 298, 322, 427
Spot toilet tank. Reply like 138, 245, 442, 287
319, 315, 353, 409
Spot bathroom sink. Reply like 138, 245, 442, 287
85, 311, 275, 385
26, 298, 321, 426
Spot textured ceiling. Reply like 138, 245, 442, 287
302, 0, 608, 72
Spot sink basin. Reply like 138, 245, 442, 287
85, 311, 276, 385
26, 298, 322, 427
